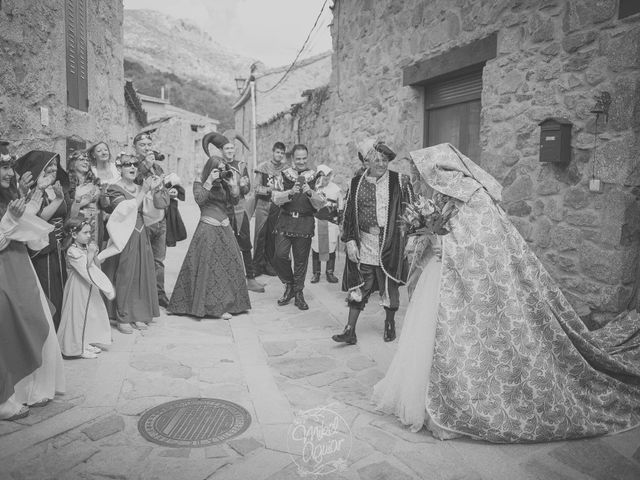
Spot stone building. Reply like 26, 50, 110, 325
124, 80, 148, 145
0, 0, 126, 165
138, 93, 219, 184
232, 52, 332, 171
259, 0, 640, 322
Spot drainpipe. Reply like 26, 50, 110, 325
250, 80, 257, 174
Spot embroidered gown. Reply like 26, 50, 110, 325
373, 143, 640, 443
168, 173, 251, 318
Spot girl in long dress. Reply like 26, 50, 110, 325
373, 143, 640, 443
99, 152, 161, 333
57, 218, 113, 359
14, 151, 70, 331
0, 149, 65, 420
168, 156, 251, 319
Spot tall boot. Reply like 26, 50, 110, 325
332, 307, 359, 345
383, 309, 396, 342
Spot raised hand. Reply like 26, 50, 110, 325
7, 198, 26, 218
18, 171, 34, 194
52, 181, 64, 199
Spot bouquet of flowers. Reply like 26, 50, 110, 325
399, 192, 458, 236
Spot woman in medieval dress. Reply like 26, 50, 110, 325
0, 145, 65, 420
14, 151, 71, 331
373, 143, 640, 443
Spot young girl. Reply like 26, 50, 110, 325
57, 218, 113, 359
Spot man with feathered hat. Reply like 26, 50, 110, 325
202, 130, 264, 293
332, 138, 412, 345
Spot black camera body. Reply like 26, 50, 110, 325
152, 150, 165, 161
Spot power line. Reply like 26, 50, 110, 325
257, 0, 330, 94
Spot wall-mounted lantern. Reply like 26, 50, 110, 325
538, 117, 572, 164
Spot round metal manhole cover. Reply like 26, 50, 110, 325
138, 398, 252, 447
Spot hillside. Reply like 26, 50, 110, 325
124, 59, 235, 130
124, 9, 254, 95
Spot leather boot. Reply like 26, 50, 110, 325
294, 291, 309, 310
384, 318, 396, 342
247, 278, 265, 293
310, 272, 320, 283
326, 271, 339, 283
332, 325, 357, 345
277, 284, 295, 306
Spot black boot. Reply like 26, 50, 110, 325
384, 318, 396, 342
326, 271, 339, 283
277, 284, 295, 306
310, 272, 320, 283
294, 291, 309, 310
332, 325, 357, 345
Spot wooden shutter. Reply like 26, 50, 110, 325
65, 0, 88, 111
425, 70, 483, 110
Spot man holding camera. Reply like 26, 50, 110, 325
133, 132, 171, 308
271, 144, 325, 310
253, 141, 287, 277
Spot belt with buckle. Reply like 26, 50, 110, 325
282, 210, 313, 218
360, 225, 384, 235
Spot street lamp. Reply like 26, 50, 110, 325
235, 78, 246, 94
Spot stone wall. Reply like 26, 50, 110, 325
259, 0, 640, 322
0, 0, 125, 166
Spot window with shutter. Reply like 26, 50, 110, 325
424, 69, 483, 161
619, 0, 640, 19
65, 0, 88, 111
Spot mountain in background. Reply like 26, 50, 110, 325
124, 9, 255, 129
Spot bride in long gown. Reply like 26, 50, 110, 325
373, 143, 640, 443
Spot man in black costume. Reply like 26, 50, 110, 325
332, 139, 412, 345
271, 144, 325, 310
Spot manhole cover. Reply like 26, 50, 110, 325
138, 398, 251, 447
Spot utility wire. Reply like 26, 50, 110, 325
257, 0, 330, 94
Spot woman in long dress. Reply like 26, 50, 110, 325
14, 151, 70, 331
0, 148, 65, 420
373, 143, 640, 443
99, 153, 161, 333
168, 156, 251, 319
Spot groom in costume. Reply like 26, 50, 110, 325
271, 144, 325, 310
332, 139, 411, 345
202, 131, 265, 293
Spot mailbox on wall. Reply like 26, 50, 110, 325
538, 117, 572, 164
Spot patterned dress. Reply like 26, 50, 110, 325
373, 143, 640, 443
168, 179, 251, 318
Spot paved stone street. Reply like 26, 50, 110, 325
1, 195, 640, 480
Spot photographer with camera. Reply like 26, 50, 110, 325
271, 144, 325, 310
133, 132, 171, 308
199, 131, 265, 294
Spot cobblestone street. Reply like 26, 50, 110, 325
1, 196, 640, 480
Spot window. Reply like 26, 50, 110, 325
424, 69, 482, 161
65, 0, 88, 111
619, 0, 640, 19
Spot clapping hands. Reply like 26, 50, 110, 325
7, 198, 27, 218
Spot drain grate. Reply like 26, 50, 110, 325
138, 398, 251, 447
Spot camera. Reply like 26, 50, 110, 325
212, 168, 234, 181
152, 150, 165, 161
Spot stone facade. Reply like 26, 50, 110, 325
258, 0, 640, 322
0, 0, 126, 166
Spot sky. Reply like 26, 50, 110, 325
122, 0, 333, 67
